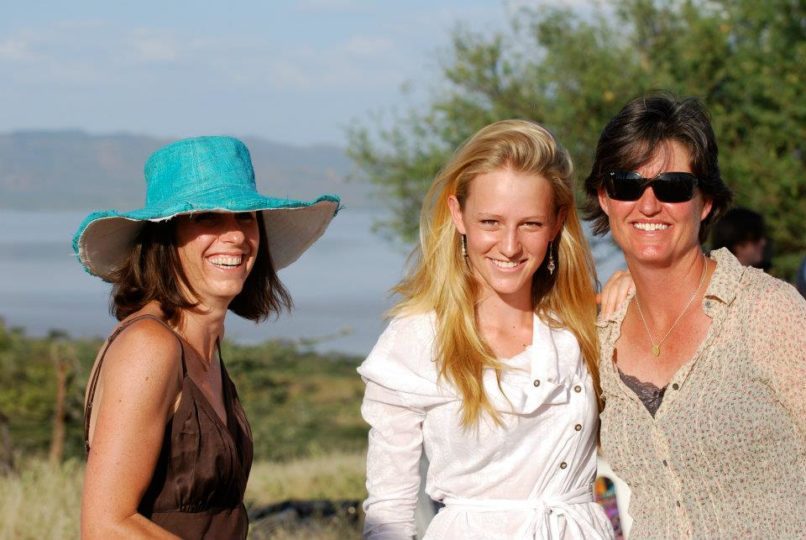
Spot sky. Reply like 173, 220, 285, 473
0, 0, 534, 147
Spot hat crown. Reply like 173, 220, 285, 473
74, 134, 340, 279
144, 136, 256, 207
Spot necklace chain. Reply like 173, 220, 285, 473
633, 254, 708, 357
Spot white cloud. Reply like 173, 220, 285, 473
0, 6, 465, 93
507, 0, 597, 10
263, 58, 313, 89
0, 23, 112, 85
294, 0, 365, 14
0, 37, 39, 61
0, 2, 513, 144
343, 35, 393, 57
0, 21, 210, 87
126, 29, 180, 63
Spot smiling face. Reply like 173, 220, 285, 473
448, 167, 562, 305
598, 140, 712, 267
175, 211, 260, 309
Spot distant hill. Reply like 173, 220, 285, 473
0, 130, 371, 211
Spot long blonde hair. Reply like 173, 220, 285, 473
393, 119, 600, 426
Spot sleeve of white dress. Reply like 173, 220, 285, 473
361, 382, 424, 539
358, 314, 446, 540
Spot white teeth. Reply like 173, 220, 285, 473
634, 222, 669, 231
492, 259, 519, 269
209, 255, 243, 268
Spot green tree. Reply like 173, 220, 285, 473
348, 0, 805, 277
0, 322, 95, 461
0, 318, 367, 463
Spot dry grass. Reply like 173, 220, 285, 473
250, 517, 360, 540
245, 451, 366, 506
0, 453, 366, 540
246, 452, 366, 538
0, 459, 83, 540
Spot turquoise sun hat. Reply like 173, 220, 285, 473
73, 135, 341, 281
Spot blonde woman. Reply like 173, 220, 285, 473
359, 120, 614, 539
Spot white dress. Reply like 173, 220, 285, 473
358, 312, 614, 540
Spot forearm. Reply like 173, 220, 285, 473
81, 511, 181, 540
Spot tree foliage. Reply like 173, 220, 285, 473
0, 323, 94, 461
0, 319, 365, 463
348, 0, 805, 277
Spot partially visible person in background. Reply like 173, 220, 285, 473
710, 206, 770, 270
797, 255, 806, 299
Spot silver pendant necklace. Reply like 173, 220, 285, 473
633, 254, 708, 357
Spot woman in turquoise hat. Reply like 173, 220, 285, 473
75, 136, 339, 539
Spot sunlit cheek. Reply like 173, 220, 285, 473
466, 230, 497, 251
524, 234, 548, 259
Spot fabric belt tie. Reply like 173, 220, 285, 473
441, 484, 594, 539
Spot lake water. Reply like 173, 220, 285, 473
0, 209, 624, 356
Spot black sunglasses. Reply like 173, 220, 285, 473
604, 171, 699, 203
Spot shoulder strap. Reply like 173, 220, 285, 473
216, 340, 244, 440
83, 314, 186, 453
216, 338, 224, 368
217, 339, 236, 391
215, 339, 230, 390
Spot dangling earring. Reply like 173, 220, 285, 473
547, 241, 556, 275
461, 234, 468, 258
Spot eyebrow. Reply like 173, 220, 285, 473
474, 212, 549, 221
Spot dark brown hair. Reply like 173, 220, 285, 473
583, 91, 733, 243
711, 206, 766, 250
110, 212, 292, 323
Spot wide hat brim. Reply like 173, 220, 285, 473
73, 185, 340, 282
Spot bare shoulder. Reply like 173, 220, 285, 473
100, 317, 184, 400
83, 316, 187, 531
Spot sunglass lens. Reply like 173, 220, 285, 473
653, 173, 696, 202
607, 172, 645, 201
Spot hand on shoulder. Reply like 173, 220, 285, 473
598, 270, 635, 319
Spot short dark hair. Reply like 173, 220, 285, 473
583, 91, 733, 243
711, 207, 766, 252
110, 212, 292, 323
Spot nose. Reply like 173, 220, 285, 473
220, 215, 247, 243
636, 186, 663, 215
499, 227, 522, 258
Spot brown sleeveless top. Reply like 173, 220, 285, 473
84, 315, 253, 539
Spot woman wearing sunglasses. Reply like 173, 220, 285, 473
584, 92, 806, 537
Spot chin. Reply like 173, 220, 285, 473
629, 247, 676, 266
210, 285, 246, 302
487, 279, 531, 298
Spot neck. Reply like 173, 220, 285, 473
628, 250, 708, 323
175, 307, 227, 363
475, 289, 534, 331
